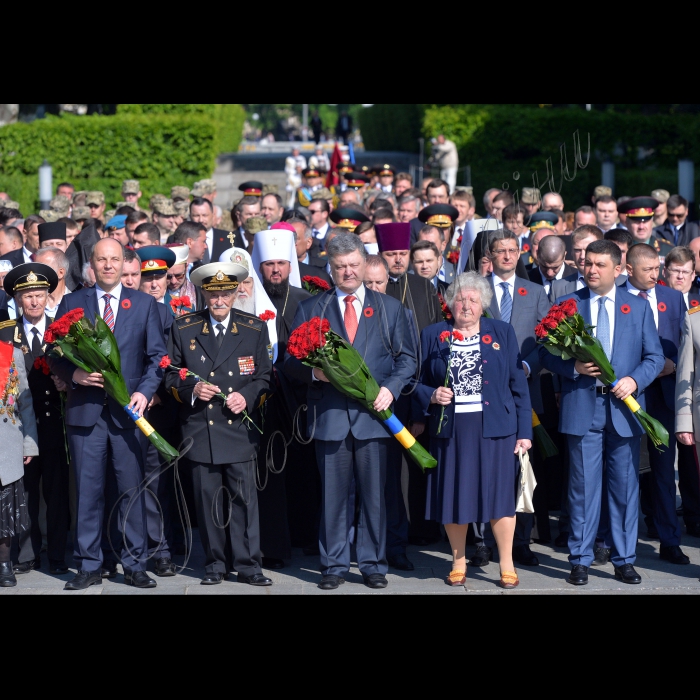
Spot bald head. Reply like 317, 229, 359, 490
538, 235, 566, 264
542, 192, 564, 211
91, 237, 124, 292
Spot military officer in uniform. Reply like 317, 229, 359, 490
5, 262, 71, 576
296, 168, 325, 208
376, 165, 396, 193
619, 197, 674, 258
165, 261, 273, 586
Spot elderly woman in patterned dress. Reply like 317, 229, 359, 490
0, 311, 39, 587
411, 272, 532, 589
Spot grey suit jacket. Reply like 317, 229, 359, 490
488, 275, 551, 413
0, 347, 39, 486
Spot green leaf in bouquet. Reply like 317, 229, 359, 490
54, 342, 92, 373
94, 315, 121, 373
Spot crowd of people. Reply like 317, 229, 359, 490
0, 155, 699, 592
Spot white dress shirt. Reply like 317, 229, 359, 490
23, 314, 46, 347
209, 312, 231, 336
492, 272, 516, 310
575, 274, 586, 291
206, 228, 214, 260
625, 280, 658, 329
336, 284, 365, 321
23, 247, 33, 264
538, 262, 567, 296
95, 283, 123, 325
313, 222, 330, 241
684, 291, 690, 309
589, 284, 617, 386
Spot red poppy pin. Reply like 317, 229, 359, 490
482, 334, 492, 344
621, 304, 631, 314
121, 299, 131, 309
522, 244, 530, 253
364, 307, 374, 318
692, 299, 700, 308
518, 288, 527, 296
658, 302, 667, 312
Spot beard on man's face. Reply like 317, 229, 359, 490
263, 277, 289, 298
233, 295, 256, 315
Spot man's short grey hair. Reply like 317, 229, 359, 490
365, 254, 389, 274
287, 217, 312, 240
35, 247, 70, 275
538, 235, 566, 264
483, 188, 501, 209
375, 192, 398, 208
445, 271, 493, 311
81, 262, 94, 287
326, 231, 367, 261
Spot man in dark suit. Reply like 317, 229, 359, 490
5, 262, 70, 576
653, 194, 700, 248
289, 218, 333, 286
190, 197, 245, 264
528, 235, 577, 301
416, 224, 456, 287
285, 233, 416, 590
165, 261, 273, 586
623, 244, 690, 565
540, 240, 665, 585
0, 224, 33, 269
48, 238, 167, 590
377, 222, 443, 549
473, 229, 551, 566
551, 225, 608, 299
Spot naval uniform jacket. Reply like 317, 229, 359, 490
164, 309, 272, 465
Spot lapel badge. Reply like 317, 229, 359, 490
190, 341, 197, 351
231, 322, 238, 334
201, 355, 206, 363
493, 342, 501, 351
202, 322, 209, 335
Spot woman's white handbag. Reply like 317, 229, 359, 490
516, 448, 537, 514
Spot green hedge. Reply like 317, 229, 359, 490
358, 104, 426, 153
117, 103, 245, 153
423, 105, 700, 210
0, 113, 219, 214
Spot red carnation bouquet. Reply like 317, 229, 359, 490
437, 292, 452, 321
159, 355, 261, 433
302, 275, 331, 295
170, 296, 193, 317
288, 317, 436, 471
259, 310, 276, 322
537, 298, 668, 448
45, 309, 180, 460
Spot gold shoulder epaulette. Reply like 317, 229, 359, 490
234, 309, 263, 331
176, 310, 206, 328
689, 305, 700, 315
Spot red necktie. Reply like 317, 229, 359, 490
344, 295, 358, 343
103, 293, 115, 331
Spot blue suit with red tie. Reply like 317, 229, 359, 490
49, 285, 166, 573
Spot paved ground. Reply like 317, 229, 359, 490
3, 517, 699, 595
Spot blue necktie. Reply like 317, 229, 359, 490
671, 224, 678, 246
499, 282, 512, 324
597, 297, 610, 359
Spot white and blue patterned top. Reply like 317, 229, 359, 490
450, 333, 482, 413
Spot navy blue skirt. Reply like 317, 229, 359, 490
426, 412, 519, 525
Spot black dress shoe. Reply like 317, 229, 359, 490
469, 545, 492, 567
13, 558, 40, 574
238, 572, 273, 586
154, 558, 176, 577
554, 531, 569, 548
124, 570, 157, 588
686, 522, 700, 538
567, 564, 589, 585
513, 544, 539, 566
0, 562, 17, 587
646, 523, 660, 539
592, 547, 611, 566
201, 572, 224, 585
387, 553, 415, 571
262, 557, 285, 570
363, 573, 388, 589
614, 564, 642, 584
64, 570, 102, 590
101, 562, 118, 579
49, 561, 69, 575
318, 575, 344, 590
659, 545, 690, 565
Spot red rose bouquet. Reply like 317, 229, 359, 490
46, 309, 180, 460
536, 298, 668, 448
302, 276, 331, 295
169, 296, 193, 317
288, 317, 436, 471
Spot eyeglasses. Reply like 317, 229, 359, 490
166, 272, 186, 280
667, 212, 685, 219
666, 267, 693, 277
492, 248, 519, 256
308, 208, 323, 214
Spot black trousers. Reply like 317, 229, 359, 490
191, 460, 262, 577
17, 449, 70, 564
677, 443, 700, 526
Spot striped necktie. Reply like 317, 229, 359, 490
103, 293, 115, 331
499, 282, 512, 324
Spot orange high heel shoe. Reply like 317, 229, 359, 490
446, 569, 466, 586
498, 570, 519, 589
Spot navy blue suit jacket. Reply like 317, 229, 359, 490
540, 287, 665, 437
48, 286, 167, 430
284, 287, 416, 441
649, 284, 686, 410
413, 318, 532, 441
